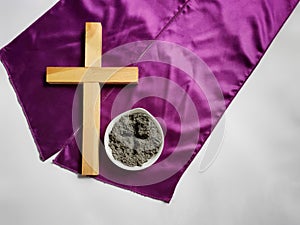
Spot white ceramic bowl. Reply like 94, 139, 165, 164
104, 108, 164, 171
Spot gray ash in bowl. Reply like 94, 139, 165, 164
108, 112, 162, 167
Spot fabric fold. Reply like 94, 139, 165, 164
0, 0, 298, 202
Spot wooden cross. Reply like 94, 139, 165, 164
46, 22, 139, 176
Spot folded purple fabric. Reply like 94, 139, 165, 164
0, 0, 298, 202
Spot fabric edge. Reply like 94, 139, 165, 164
0, 0, 67, 162
0, 47, 47, 161
134, 0, 300, 203
0, 0, 61, 50
221, 0, 300, 116
2, 0, 297, 203
52, 157, 172, 203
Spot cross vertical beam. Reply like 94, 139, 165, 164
46, 22, 139, 176
82, 23, 102, 175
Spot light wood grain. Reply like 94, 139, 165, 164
82, 22, 102, 175
85, 22, 102, 67
46, 22, 139, 176
46, 67, 139, 84
82, 82, 100, 175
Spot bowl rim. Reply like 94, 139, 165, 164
104, 108, 165, 171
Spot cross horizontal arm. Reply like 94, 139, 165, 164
46, 67, 139, 84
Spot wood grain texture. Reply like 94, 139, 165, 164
45, 22, 139, 176
46, 67, 139, 84
82, 22, 102, 175
82, 82, 100, 175
85, 22, 102, 67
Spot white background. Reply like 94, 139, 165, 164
0, 1, 299, 225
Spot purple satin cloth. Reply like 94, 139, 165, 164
0, 0, 298, 202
